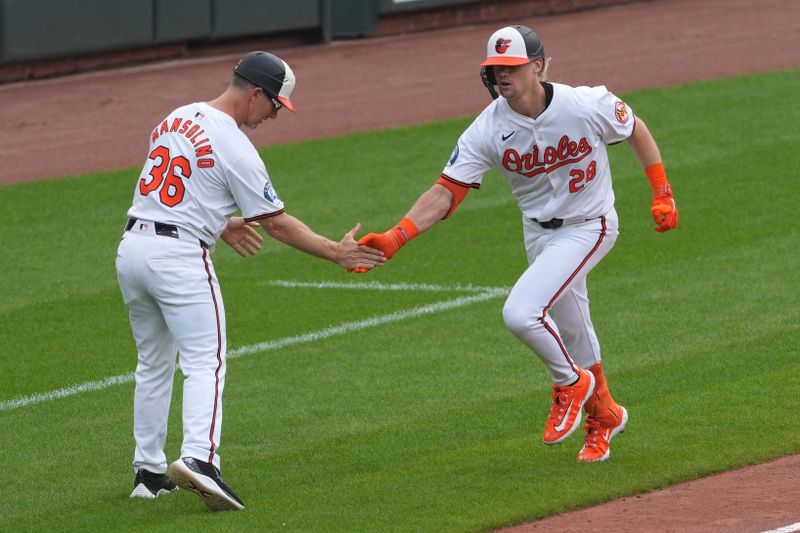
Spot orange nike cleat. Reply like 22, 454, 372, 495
543, 368, 596, 445
577, 405, 629, 462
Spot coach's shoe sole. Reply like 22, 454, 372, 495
167, 458, 244, 511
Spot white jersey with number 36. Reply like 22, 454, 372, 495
443, 83, 634, 220
127, 102, 285, 246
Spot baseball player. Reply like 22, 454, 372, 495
117, 51, 385, 510
357, 26, 677, 462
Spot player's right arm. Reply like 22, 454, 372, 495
405, 182, 455, 231
356, 118, 491, 267
356, 177, 469, 261
259, 212, 385, 270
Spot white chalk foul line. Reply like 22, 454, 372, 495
267, 280, 508, 293
228, 288, 506, 359
0, 284, 508, 412
763, 523, 800, 533
0, 373, 135, 412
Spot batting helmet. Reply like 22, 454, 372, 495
479, 25, 545, 99
234, 51, 297, 112
481, 25, 545, 67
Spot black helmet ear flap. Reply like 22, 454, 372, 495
480, 66, 498, 100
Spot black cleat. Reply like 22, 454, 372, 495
167, 457, 245, 511
130, 469, 178, 499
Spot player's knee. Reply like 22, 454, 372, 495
502, 301, 537, 336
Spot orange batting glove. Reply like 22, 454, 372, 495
350, 218, 420, 273
646, 163, 678, 233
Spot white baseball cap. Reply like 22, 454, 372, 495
480, 25, 545, 67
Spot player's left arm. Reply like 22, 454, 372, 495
221, 216, 264, 257
626, 115, 678, 232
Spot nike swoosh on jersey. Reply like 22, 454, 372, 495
553, 399, 575, 432
501, 131, 515, 141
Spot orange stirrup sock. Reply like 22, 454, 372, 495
584, 363, 622, 426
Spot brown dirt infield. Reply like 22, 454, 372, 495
1, 0, 798, 531
497, 454, 800, 533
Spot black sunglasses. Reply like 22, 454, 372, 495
258, 87, 282, 110
265, 92, 282, 110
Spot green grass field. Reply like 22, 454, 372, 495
1, 68, 798, 532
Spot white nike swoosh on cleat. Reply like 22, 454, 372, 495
553, 399, 575, 432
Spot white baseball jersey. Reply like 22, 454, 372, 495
127, 102, 285, 247
443, 83, 634, 221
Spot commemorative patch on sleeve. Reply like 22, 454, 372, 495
447, 144, 460, 166
263, 182, 280, 203
614, 101, 629, 124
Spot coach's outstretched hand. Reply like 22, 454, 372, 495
222, 216, 264, 256
337, 224, 386, 271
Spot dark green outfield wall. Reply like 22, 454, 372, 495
0, 0, 640, 65
0, 0, 322, 63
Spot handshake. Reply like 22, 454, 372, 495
345, 218, 420, 274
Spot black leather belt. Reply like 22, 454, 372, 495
124, 217, 208, 248
533, 218, 563, 229
125, 217, 179, 238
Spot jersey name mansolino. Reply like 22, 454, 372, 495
150, 114, 216, 169
502, 135, 592, 178
129, 102, 285, 246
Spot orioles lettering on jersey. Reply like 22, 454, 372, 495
502, 135, 592, 178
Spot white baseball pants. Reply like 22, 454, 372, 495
502, 209, 619, 385
116, 223, 227, 473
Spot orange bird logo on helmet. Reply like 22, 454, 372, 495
495, 38, 512, 54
